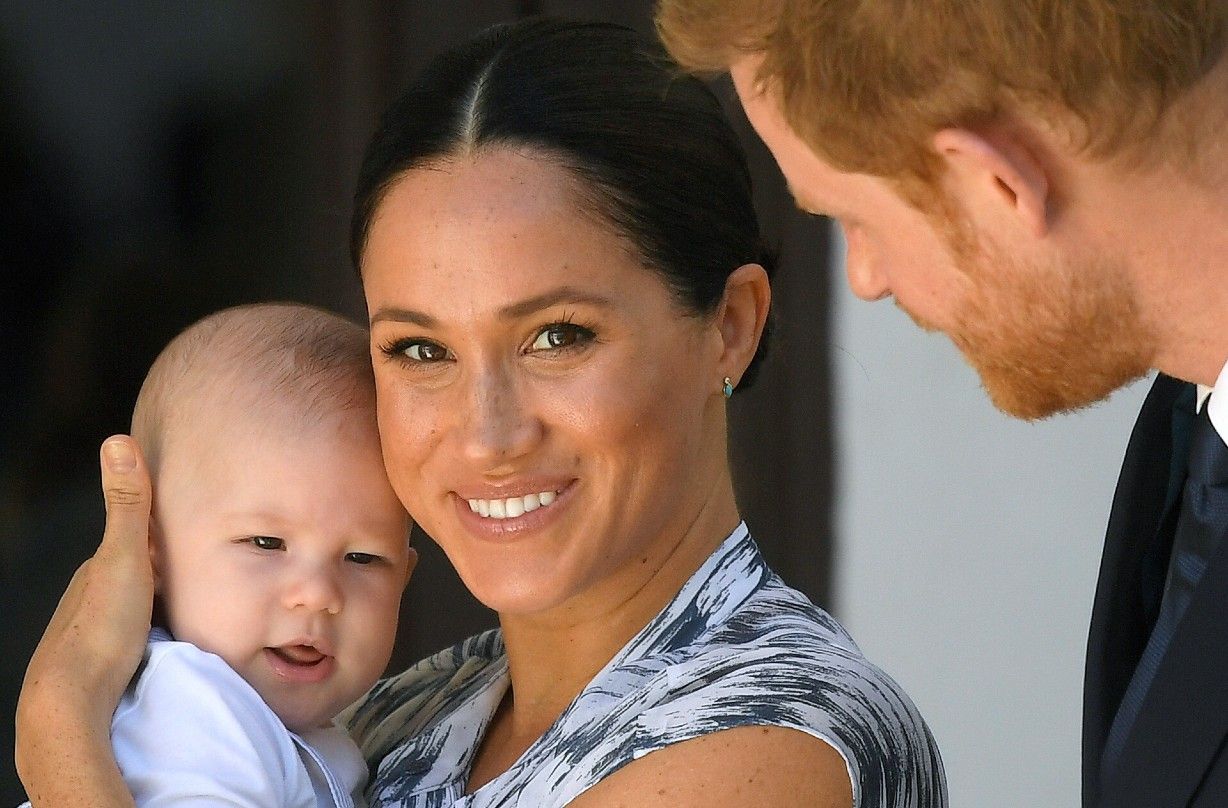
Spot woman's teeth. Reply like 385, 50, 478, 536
467, 490, 557, 519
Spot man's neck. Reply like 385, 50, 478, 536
1110, 56, 1228, 386
1090, 156, 1228, 387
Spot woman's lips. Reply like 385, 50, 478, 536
453, 480, 575, 539
465, 488, 558, 518
264, 645, 335, 683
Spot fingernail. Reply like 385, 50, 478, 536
104, 439, 136, 472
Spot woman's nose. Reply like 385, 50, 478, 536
283, 566, 343, 615
842, 223, 890, 302
460, 366, 543, 469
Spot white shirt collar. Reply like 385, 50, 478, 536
1198, 360, 1228, 447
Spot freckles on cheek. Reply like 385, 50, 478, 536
377, 385, 428, 446
384, 397, 450, 513
567, 379, 645, 439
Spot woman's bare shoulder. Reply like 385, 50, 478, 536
565, 724, 853, 808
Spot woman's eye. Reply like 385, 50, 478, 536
380, 338, 450, 363
250, 536, 285, 551
403, 341, 448, 362
345, 552, 381, 565
530, 323, 595, 352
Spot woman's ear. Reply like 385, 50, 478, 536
714, 263, 771, 389
403, 544, 420, 588
931, 127, 1051, 239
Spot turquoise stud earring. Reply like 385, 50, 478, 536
722, 376, 734, 398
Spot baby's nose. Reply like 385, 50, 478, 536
283, 569, 343, 615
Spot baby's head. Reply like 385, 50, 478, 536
132, 303, 414, 733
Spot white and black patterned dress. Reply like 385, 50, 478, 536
346, 523, 947, 807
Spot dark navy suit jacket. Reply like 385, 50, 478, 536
1084, 373, 1228, 806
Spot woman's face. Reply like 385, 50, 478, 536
362, 149, 729, 616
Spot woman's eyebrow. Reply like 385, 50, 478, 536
498, 287, 614, 320
370, 288, 614, 328
370, 307, 437, 328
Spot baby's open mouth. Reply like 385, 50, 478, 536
270, 645, 326, 666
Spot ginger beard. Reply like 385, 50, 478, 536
908, 212, 1154, 420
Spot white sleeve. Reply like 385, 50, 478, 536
111, 642, 318, 808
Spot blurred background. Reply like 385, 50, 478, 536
0, 3, 1148, 805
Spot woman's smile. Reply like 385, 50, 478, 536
452, 480, 577, 540
466, 490, 557, 519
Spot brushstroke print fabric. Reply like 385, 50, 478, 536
346, 523, 946, 807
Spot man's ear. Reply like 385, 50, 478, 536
714, 263, 772, 390
932, 127, 1051, 238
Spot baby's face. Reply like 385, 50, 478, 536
152, 406, 413, 733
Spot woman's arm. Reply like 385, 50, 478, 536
15, 436, 153, 808
564, 726, 854, 808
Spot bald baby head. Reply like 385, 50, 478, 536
131, 303, 375, 473
133, 304, 414, 731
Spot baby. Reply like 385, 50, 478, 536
32, 303, 414, 806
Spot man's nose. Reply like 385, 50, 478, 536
843, 224, 890, 302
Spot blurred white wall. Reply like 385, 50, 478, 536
828, 234, 1150, 807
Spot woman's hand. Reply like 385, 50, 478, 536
15, 435, 153, 808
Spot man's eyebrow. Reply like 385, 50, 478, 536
369, 287, 614, 328
784, 181, 822, 215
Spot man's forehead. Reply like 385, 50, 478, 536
727, 53, 849, 218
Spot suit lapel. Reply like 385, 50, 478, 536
1084, 374, 1190, 804
1098, 532, 1228, 806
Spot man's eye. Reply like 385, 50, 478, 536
250, 536, 285, 551
530, 323, 595, 351
346, 552, 380, 565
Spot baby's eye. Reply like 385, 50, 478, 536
250, 536, 285, 551
529, 323, 595, 352
345, 552, 382, 565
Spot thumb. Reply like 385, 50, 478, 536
98, 435, 152, 558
